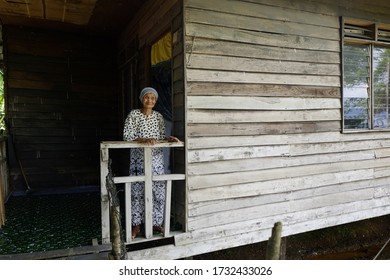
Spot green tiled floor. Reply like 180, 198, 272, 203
0, 192, 101, 255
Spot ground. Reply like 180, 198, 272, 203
193, 215, 390, 260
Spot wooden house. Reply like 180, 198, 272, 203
1, 0, 390, 259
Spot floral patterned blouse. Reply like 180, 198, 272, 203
123, 109, 166, 226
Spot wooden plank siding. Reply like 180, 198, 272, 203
182, 0, 390, 255
6, 26, 118, 191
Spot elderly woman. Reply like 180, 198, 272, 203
123, 87, 179, 239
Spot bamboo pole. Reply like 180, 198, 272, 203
266, 222, 283, 260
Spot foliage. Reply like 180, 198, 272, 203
343, 44, 369, 87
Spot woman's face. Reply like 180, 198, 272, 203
142, 92, 157, 109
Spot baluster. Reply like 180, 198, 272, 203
144, 147, 153, 239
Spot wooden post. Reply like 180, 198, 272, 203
125, 182, 132, 243
106, 159, 126, 260
266, 222, 283, 260
163, 180, 172, 237
110, 205, 122, 260
100, 146, 110, 244
144, 147, 153, 239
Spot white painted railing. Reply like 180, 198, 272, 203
100, 141, 185, 244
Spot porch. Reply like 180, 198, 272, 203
100, 140, 186, 250
0, 138, 186, 259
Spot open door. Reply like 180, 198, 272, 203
150, 32, 184, 233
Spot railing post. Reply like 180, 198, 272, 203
125, 182, 132, 243
100, 146, 110, 244
164, 180, 172, 237
144, 147, 153, 239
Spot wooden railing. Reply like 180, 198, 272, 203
0, 137, 9, 229
100, 141, 185, 244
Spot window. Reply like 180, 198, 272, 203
343, 19, 390, 131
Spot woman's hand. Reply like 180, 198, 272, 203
134, 138, 158, 145
167, 136, 181, 142
144, 138, 158, 145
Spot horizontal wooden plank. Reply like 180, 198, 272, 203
188, 150, 374, 175
186, 53, 340, 76
8, 88, 68, 99
0, 244, 112, 260
130, 204, 390, 259
9, 94, 116, 107
185, 7, 340, 41
8, 69, 68, 83
186, 69, 341, 86
113, 176, 145, 184
374, 166, 390, 179
186, 37, 340, 64
187, 157, 390, 189
374, 147, 390, 158
8, 111, 117, 122
187, 188, 374, 230
186, 23, 340, 52
374, 185, 390, 198
178, 197, 390, 247
113, 174, 185, 184
189, 171, 382, 212
282, 204, 390, 238
11, 161, 99, 175
188, 139, 390, 163
187, 82, 340, 98
187, 121, 340, 136
100, 141, 185, 149
188, 96, 340, 110
17, 149, 100, 161
13, 135, 100, 144
244, 0, 390, 17
185, 0, 340, 28
187, 131, 390, 149
8, 78, 66, 91
188, 109, 341, 124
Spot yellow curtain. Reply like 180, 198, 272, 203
151, 32, 172, 65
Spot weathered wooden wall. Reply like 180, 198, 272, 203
6, 26, 118, 192
181, 0, 390, 256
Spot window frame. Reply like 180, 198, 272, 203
342, 17, 390, 132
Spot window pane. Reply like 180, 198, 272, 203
373, 47, 390, 129
343, 44, 370, 129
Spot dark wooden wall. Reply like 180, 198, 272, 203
5, 26, 119, 193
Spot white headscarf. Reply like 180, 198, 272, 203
139, 87, 158, 101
